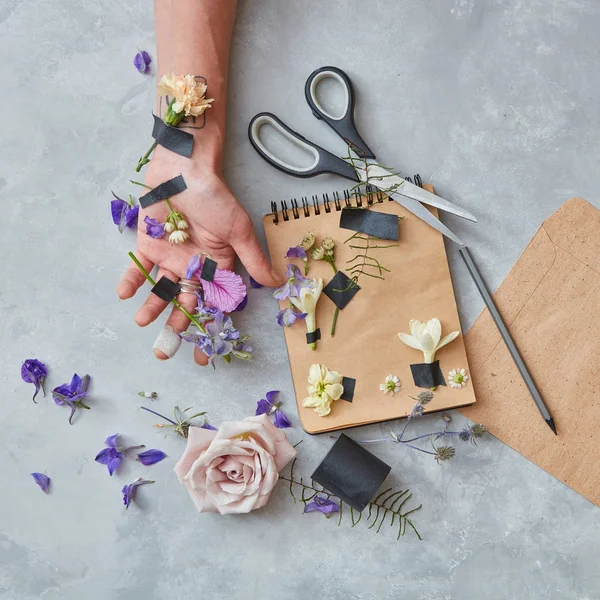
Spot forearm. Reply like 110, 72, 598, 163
154, 0, 238, 171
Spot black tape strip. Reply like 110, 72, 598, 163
311, 434, 391, 512
200, 258, 218, 282
339, 207, 399, 241
340, 376, 356, 402
152, 114, 194, 158
410, 360, 446, 388
323, 271, 360, 310
306, 329, 321, 344
139, 174, 187, 209
151, 276, 181, 302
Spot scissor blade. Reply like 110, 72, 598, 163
364, 165, 478, 223
367, 178, 465, 245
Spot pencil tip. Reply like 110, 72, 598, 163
546, 418, 557, 435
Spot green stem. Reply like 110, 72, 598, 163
127, 252, 206, 333
331, 308, 340, 337
165, 198, 175, 213
130, 180, 153, 190
135, 140, 158, 172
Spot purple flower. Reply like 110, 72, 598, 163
188, 310, 252, 361
111, 192, 138, 232
122, 478, 154, 509
186, 255, 202, 279
276, 307, 307, 327
232, 294, 248, 312
95, 434, 145, 475
31, 473, 51, 494
136, 449, 167, 466
133, 50, 152, 74
52, 374, 91, 424
248, 275, 263, 289
255, 390, 291, 429
273, 264, 311, 300
21, 359, 48, 402
285, 246, 307, 260
201, 419, 217, 431
144, 216, 165, 239
304, 495, 340, 516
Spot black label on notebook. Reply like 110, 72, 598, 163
410, 360, 446, 388
323, 271, 360, 310
340, 376, 356, 402
339, 207, 399, 241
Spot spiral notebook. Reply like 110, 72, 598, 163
264, 182, 477, 434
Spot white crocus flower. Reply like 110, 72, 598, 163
303, 364, 344, 417
398, 318, 459, 364
290, 278, 323, 350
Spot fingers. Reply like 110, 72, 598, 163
117, 252, 154, 299
134, 268, 177, 327
153, 290, 197, 360
194, 346, 209, 367
230, 214, 282, 287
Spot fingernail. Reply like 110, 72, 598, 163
153, 325, 182, 359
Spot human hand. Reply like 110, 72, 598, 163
117, 144, 280, 366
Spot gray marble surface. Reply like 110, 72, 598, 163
1, 0, 599, 598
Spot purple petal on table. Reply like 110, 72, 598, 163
31, 473, 51, 494
304, 495, 339, 515
124, 205, 139, 229
95, 447, 123, 476
285, 246, 307, 260
105, 433, 120, 448
276, 308, 306, 327
20, 359, 48, 402
255, 399, 271, 416
186, 254, 202, 279
136, 449, 167, 466
265, 390, 279, 404
111, 197, 128, 227
133, 50, 152, 74
248, 275, 263, 289
273, 409, 292, 429
122, 478, 154, 509
144, 216, 165, 239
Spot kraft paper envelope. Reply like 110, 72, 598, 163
264, 188, 476, 435
461, 198, 600, 506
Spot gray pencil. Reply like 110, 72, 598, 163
458, 246, 557, 435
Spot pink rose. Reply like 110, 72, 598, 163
173, 414, 297, 514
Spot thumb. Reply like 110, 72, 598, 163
230, 214, 283, 287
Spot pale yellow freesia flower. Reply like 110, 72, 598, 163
303, 364, 344, 417
158, 73, 214, 118
289, 278, 323, 350
398, 318, 459, 364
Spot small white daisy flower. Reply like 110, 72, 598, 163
448, 368, 469, 389
379, 374, 401, 395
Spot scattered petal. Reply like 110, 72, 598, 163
286, 246, 307, 260
304, 495, 339, 516
31, 473, 51, 494
276, 307, 307, 327
21, 359, 48, 402
122, 478, 154, 509
133, 50, 152, 74
186, 255, 202, 279
273, 409, 292, 429
136, 449, 167, 466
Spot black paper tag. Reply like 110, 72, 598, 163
340, 376, 356, 402
311, 434, 391, 512
410, 360, 446, 388
200, 258, 218, 282
152, 114, 194, 158
139, 174, 188, 209
339, 207, 399, 241
306, 329, 321, 344
323, 271, 360, 310
151, 276, 181, 302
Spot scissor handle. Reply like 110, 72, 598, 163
248, 112, 360, 182
304, 66, 375, 160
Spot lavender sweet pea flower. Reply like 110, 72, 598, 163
273, 264, 311, 300
111, 192, 138, 233
255, 390, 292, 429
122, 478, 154, 509
304, 495, 340, 516
52, 374, 91, 424
276, 307, 307, 327
136, 449, 167, 466
21, 358, 48, 402
186, 254, 202, 279
133, 50, 152, 74
95, 434, 145, 475
31, 473, 51, 494
144, 216, 165, 239
285, 246, 307, 260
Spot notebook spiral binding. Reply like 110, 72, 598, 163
270, 174, 423, 224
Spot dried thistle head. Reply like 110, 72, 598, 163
470, 424, 486, 438
435, 446, 456, 463
417, 391, 434, 405
459, 429, 472, 442
441, 413, 452, 424
411, 404, 425, 418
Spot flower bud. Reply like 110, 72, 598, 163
299, 230, 315, 251
177, 219, 188, 230
164, 222, 175, 234
325, 248, 335, 258
322, 237, 335, 251
169, 230, 189, 245
311, 247, 325, 260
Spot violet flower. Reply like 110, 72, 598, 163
133, 50, 152, 74
276, 307, 307, 327
136, 449, 167, 466
273, 264, 311, 300
111, 192, 138, 233
286, 246, 307, 260
255, 390, 291, 429
122, 478, 154, 509
186, 254, 202, 279
21, 359, 48, 402
31, 473, 51, 494
95, 433, 145, 476
304, 495, 339, 516
52, 374, 91, 424
144, 216, 165, 239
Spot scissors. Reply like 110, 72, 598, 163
248, 66, 476, 246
